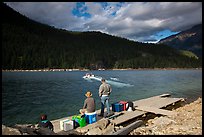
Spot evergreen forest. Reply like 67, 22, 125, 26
2, 3, 202, 70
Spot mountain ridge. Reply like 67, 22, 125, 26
158, 24, 202, 57
2, 3, 202, 70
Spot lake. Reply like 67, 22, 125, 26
2, 69, 202, 126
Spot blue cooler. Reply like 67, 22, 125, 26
112, 103, 123, 112
85, 112, 97, 124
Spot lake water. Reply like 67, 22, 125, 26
2, 69, 202, 126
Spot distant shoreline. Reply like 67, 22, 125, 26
2, 67, 202, 72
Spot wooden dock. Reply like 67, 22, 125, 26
112, 94, 184, 125
50, 93, 184, 133
135, 106, 176, 116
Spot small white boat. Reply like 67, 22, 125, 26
83, 73, 103, 82
83, 73, 95, 79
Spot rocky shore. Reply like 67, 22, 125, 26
129, 97, 202, 135
2, 97, 202, 135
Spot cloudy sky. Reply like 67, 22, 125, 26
5, 2, 202, 43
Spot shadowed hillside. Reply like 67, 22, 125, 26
2, 3, 202, 70
158, 24, 202, 57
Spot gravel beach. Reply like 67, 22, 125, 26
129, 97, 202, 135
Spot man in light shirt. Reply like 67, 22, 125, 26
98, 78, 112, 117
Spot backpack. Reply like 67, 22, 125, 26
126, 101, 135, 111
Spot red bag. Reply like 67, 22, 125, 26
119, 101, 127, 111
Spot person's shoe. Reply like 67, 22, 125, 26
105, 113, 112, 118
98, 114, 104, 117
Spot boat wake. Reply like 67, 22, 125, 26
110, 77, 119, 81
106, 80, 134, 88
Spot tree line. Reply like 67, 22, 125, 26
2, 3, 202, 70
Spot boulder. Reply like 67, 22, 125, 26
2, 124, 21, 135
13, 124, 57, 135
35, 127, 57, 135
102, 122, 115, 135
96, 118, 110, 130
56, 129, 83, 135
75, 123, 95, 133
86, 127, 102, 135
14, 124, 38, 135
75, 118, 110, 134
152, 117, 176, 127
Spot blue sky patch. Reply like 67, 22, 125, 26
111, 11, 116, 16
72, 2, 91, 19
97, 2, 123, 17
116, 2, 124, 8
98, 2, 108, 10
154, 29, 179, 40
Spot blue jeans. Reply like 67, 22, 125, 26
100, 96, 110, 115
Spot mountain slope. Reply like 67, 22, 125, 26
2, 3, 202, 70
158, 24, 202, 57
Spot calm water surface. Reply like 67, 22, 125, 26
2, 69, 202, 126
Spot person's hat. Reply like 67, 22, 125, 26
101, 78, 105, 82
85, 91, 92, 97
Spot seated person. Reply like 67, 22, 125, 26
38, 114, 54, 131
71, 91, 96, 128
79, 91, 96, 115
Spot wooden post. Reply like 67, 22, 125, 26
112, 120, 143, 135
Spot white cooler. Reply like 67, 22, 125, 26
60, 119, 70, 130
63, 120, 74, 131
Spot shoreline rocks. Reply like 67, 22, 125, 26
129, 97, 202, 135
2, 124, 57, 135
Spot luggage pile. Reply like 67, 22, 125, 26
112, 101, 134, 112
60, 112, 97, 131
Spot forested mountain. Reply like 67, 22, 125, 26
158, 24, 202, 57
2, 3, 202, 70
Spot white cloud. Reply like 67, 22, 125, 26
86, 2, 104, 16
5, 2, 202, 42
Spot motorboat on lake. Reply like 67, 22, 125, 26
83, 73, 103, 81
83, 73, 95, 79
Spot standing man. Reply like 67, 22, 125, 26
98, 78, 112, 117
